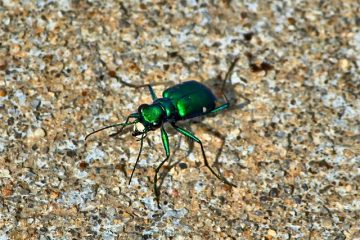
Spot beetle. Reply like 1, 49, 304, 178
85, 58, 240, 207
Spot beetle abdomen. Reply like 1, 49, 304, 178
163, 81, 217, 119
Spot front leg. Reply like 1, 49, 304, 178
109, 113, 139, 137
154, 126, 170, 208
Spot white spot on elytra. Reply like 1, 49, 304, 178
202, 107, 207, 113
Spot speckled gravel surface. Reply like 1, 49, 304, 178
1, 1, 359, 239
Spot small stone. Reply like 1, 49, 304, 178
0, 59, 7, 70
49, 191, 60, 199
0, 169, 11, 178
338, 58, 349, 71
322, 218, 333, 228
28, 128, 46, 139
174, 235, 186, 240
268, 229, 277, 237
10, 44, 20, 55
0, 88, 6, 97
2, 185, 13, 197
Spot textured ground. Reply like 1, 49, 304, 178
0, 0, 359, 239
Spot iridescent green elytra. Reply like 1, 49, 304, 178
137, 81, 220, 130
85, 60, 241, 208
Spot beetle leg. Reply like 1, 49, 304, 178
171, 123, 237, 188
210, 94, 230, 114
85, 113, 139, 140
154, 126, 170, 208
148, 85, 158, 101
212, 91, 230, 114
210, 103, 229, 114
116, 76, 168, 88
108, 113, 139, 137
129, 133, 145, 184
221, 57, 240, 93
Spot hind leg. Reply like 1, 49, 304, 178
171, 123, 236, 187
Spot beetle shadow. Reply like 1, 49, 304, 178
154, 83, 250, 204
154, 131, 195, 202
203, 76, 250, 112
155, 118, 240, 200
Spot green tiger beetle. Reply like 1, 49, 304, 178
85, 58, 242, 208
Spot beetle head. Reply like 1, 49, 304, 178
133, 104, 165, 136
